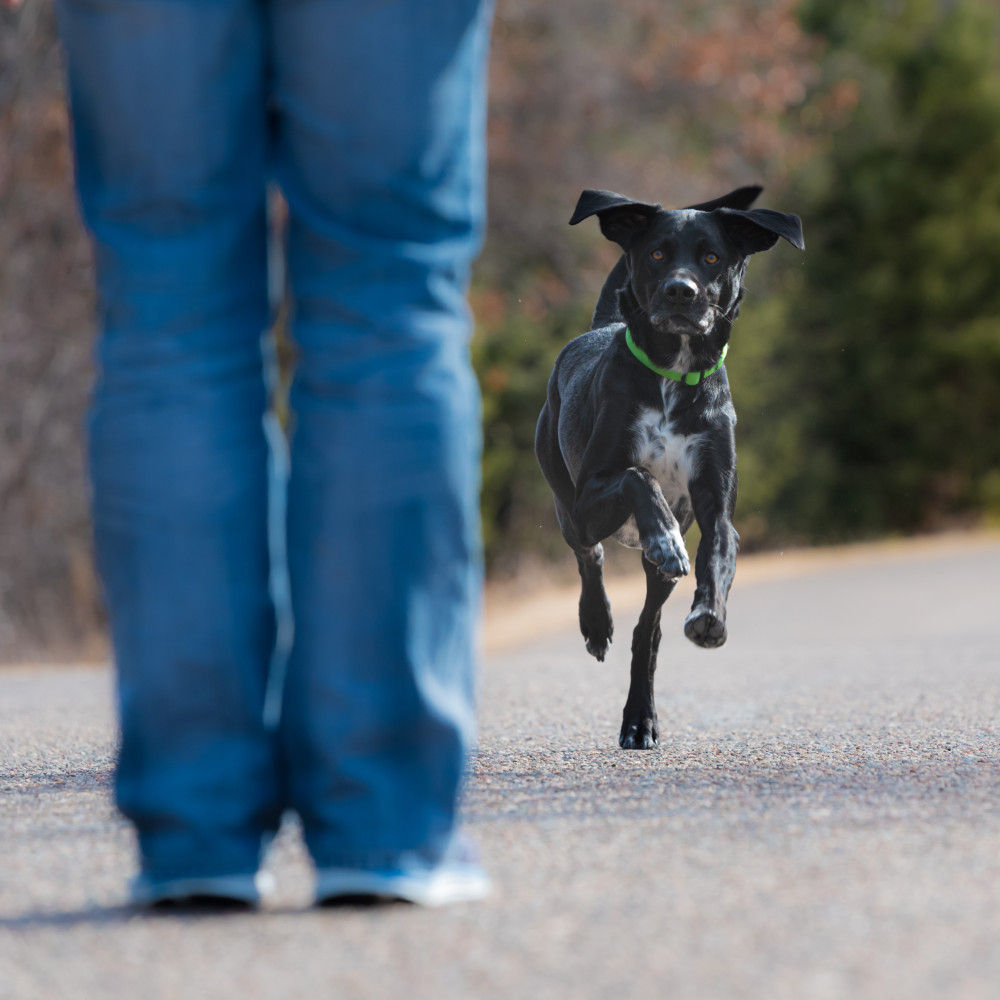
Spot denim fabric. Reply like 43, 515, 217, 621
57, 0, 492, 882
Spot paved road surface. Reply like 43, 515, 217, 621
2, 535, 1000, 999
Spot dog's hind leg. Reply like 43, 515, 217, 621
555, 501, 613, 661
575, 543, 613, 661
620, 554, 677, 750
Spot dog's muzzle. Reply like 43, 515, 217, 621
663, 276, 699, 303
650, 276, 712, 334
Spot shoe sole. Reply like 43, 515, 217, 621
130, 871, 273, 909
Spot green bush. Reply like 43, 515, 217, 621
760, 0, 1000, 539
471, 279, 592, 568
472, 0, 1000, 571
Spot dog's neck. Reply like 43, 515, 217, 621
618, 284, 737, 373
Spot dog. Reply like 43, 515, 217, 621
534, 185, 803, 749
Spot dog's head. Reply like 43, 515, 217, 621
571, 186, 804, 339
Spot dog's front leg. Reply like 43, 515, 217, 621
573, 465, 689, 749
685, 464, 739, 648
620, 554, 677, 749
573, 466, 690, 579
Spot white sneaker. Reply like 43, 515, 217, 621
315, 863, 491, 907
315, 839, 491, 907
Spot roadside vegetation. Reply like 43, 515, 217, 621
474, 0, 1000, 567
2, 0, 999, 654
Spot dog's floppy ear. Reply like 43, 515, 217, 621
685, 185, 763, 212
569, 189, 660, 250
715, 207, 805, 254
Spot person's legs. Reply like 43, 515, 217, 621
57, 0, 281, 891
270, 0, 493, 880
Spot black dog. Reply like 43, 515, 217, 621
534, 186, 803, 749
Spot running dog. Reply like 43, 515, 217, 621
534, 186, 803, 748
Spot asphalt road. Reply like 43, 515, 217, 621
2, 534, 1000, 1000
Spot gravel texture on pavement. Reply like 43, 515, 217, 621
2, 535, 999, 1000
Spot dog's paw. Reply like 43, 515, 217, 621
585, 633, 612, 661
619, 715, 659, 750
580, 595, 613, 661
642, 530, 690, 580
684, 607, 728, 648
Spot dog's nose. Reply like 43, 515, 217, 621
663, 276, 699, 302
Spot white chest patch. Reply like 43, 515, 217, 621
614, 386, 700, 549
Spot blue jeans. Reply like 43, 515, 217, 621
57, 0, 492, 882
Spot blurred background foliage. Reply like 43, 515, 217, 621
475, 0, 1000, 568
1, 0, 999, 656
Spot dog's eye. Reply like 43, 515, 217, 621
651, 249, 664, 261
705, 252, 720, 264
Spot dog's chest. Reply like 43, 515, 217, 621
615, 391, 698, 548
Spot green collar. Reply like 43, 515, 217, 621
624, 328, 728, 386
